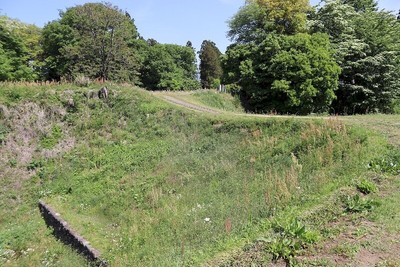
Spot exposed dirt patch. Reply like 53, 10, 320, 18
0, 101, 75, 188
157, 94, 222, 114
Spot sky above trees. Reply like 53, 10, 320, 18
1, 0, 399, 52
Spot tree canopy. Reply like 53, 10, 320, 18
223, 0, 400, 114
41, 2, 140, 83
140, 42, 199, 90
224, 0, 340, 114
311, 0, 400, 113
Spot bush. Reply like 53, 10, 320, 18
74, 74, 91, 87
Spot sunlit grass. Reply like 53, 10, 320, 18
0, 83, 394, 266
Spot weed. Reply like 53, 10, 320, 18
259, 218, 320, 265
27, 159, 43, 171
368, 153, 400, 175
343, 194, 379, 213
332, 242, 360, 258
356, 179, 377, 194
74, 74, 92, 87
0, 123, 8, 144
40, 125, 63, 149
9, 158, 17, 167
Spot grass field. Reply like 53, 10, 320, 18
0, 83, 399, 266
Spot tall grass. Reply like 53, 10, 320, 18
0, 83, 389, 266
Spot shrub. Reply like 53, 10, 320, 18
74, 74, 91, 87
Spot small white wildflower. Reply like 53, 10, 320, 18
204, 217, 211, 223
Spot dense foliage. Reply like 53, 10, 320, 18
0, 3, 199, 90
0, 16, 41, 81
224, 0, 340, 114
223, 0, 400, 114
311, 0, 400, 114
140, 41, 200, 90
41, 3, 141, 83
223, 32, 340, 114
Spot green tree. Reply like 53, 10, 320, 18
254, 0, 310, 34
228, 0, 310, 43
141, 43, 199, 91
41, 2, 140, 83
198, 40, 223, 88
0, 16, 40, 81
342, 0, 377, 12
224, 0, 340, 114
40, 21, 75, 81
312, 0, 400, 113
223, 33, 340, 114
228, 2, 268, 43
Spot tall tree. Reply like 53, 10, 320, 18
312, 0, 400, 113
228, 0, 310, 43
41, 2, 140, 83
198, 40, 223, 88
228, 2, 267, 43
223, 0, 340, 114
223, 33, 340, 114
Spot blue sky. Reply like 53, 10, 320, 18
1, 0, 399, 53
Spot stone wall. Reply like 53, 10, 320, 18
38, 201, 107, 266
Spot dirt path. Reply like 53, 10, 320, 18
157, 94, 222, 114
156, 93, 400, 149
154, 92, 330, 120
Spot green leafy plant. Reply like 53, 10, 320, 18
368, 149, 400, 175
368, 155, 400, 175
356, 179, 377, 194
27, 159, 43, 171
344, 194, 379, 213
40, 125, 63, 149
259, 218, 320, 265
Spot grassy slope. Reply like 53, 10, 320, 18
172, 91, 400, 266
0, 84, 396, 266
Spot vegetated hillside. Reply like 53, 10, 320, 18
0, 83, 394, 266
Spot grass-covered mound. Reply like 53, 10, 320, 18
0, 83, 390, 266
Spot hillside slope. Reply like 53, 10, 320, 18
0, 83, 397, 266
